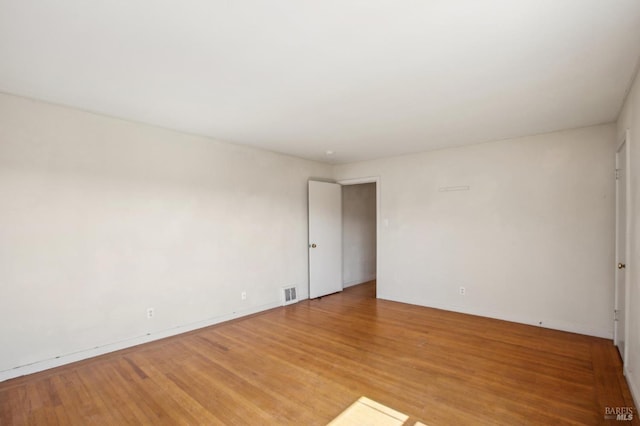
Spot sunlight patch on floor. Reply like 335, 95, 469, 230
328, 396, 426, 426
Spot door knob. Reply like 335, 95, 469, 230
310, 243, 317, 248
618, 263, 626, 269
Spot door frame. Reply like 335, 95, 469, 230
338, 176, 381, 296
614, 130, 630, 367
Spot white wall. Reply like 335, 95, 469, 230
0, 91, 621, 383
342, 183, 376, 287
617, 66, 640, 406
334, 124, 616, 338
0, 93, 332, 380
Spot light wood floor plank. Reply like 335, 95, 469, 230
0, 281, 636, 425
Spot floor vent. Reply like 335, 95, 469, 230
282, 286, 298, 306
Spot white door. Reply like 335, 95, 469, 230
308, 181, 342, 298
615, 140, 627, 361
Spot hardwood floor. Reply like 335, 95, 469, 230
0, 281, 636, 425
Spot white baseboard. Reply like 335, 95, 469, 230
343, 274, 377, 288
0, 300, 282, 383
378, 294, 613, 339
626, 368, 640, 409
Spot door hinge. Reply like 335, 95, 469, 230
615, 169, 620, 180
614, 309, 619, 321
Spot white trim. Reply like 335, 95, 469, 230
623, 128, 639, 408
626, 369, 640, 409
617, 130, 629, 152
614, 130, 631, 366
380, 294, 614, 339
624, 129, 631, 368
0, 300, 285, 382
614, 139, 622, 344
338, 176, 378, 186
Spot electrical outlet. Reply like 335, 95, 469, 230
459, 287, 466, 296
241, 291, 247, 300
147, 307, 154, 319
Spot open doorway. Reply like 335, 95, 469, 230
341, 181, 377, 298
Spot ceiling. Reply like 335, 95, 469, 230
1, 1, 640, 164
